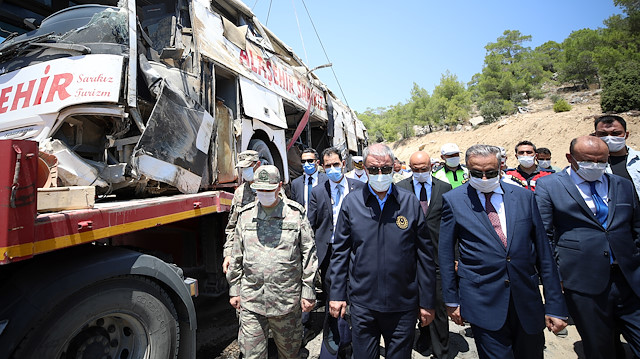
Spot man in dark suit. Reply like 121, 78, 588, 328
396, 151, 452, 359
308, 147, 365, 359
439, 144, 568, 359
536, 136, 640, 359
290, 148, 328, 211
329, 143, 436, 359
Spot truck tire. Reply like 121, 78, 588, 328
12, 276, 180, 359
248, 138, 275, 166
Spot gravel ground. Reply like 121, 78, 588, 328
196, 294, 634, 359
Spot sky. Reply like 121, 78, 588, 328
248, 0, 623, 113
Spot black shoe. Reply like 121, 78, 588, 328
414, 338, 433, 356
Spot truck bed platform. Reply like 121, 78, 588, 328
2, 190, 233, 264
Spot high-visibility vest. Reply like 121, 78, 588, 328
433, 166, 469, 188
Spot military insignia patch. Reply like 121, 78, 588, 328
396, 215, 408, 229
258, 170, 269, 181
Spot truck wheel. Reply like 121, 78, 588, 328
13, 276, 179, 359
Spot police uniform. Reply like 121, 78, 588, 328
227, 165, 318, 359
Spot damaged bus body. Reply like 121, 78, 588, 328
0, 0, 367, 195
0, 0, 366, 357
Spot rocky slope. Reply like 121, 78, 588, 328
390, 90, 639, 168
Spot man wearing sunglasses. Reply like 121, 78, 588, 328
396, 151, 452, 358
439, 144, 567, 359
328, 143, 436, 359
291, 148, 328, 211
308, 147, 365, 359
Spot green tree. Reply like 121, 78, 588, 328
601, 60, 640, 112
428, 71, 471, 126
533, 40, 564, 74
560, 28, 603, 87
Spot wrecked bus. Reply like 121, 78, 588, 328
0, 0, 367, 195
0, 0, 366, 357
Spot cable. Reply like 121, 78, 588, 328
266, 0, 273, 26
291, 0, 309, 65
300, 0, 350, 108
252, 0, 259, 9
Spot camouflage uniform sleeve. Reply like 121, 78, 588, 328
299, 212, 318, 300
223, 190, 241, 258
226, 218, 244, 297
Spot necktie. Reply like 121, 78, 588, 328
484, 192, 507, 248
331, 183, 344, 244
334, 183, 344, 206
589, 181, 614, 264
588, 181, 608, 228
419, 182, 428, 215
307, 176, 313, 210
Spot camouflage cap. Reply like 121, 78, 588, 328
236, 150, 259, 168
250, 165, 281, 190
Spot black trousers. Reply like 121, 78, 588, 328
564, 265, 640, 359
417, 271, 449, 358
470, 296, 544, 359
350, 303, 416, 359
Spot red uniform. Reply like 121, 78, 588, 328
505, 168, 553, 191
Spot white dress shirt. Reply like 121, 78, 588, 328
330, 175, 349, 242
476, 186, 507, 238
303, 170, 320, 208
566, 167, 609, 214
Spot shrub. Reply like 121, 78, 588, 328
553, 99, 572, 112
549, 94, 563, 103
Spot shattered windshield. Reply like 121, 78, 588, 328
0, 5, 128, 73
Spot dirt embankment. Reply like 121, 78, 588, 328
390, 91, 640, 167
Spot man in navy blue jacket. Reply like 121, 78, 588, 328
308, 147, 365, 359
536, 136, 640, 359
439, 144, 567, 359
328, 143, 436, 359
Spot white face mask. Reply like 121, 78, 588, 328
518, 156, 535, 168
369, 173, 393, 192
413, 171, 432, 183
469, 176, 501, 193
575, 161, 607, 182
445, 157, 460, 168
538, 160, 551, 168
354, 168, 365, 176
601, 136, 626, 152
256, 190, 278, 206
242, 167, 254, 181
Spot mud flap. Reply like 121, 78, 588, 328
133, 81, 214, 193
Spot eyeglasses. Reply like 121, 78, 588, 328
469, 170, 500, 179
301, 159, 316, 164
366, 166, 393, 175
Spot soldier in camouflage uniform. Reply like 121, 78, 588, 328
227, 165, 318, 359
223, 150, 287, 273
222, 150, 260, 274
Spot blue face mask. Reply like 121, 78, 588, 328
326, 166, 343, 182
303, 162, 317, 175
